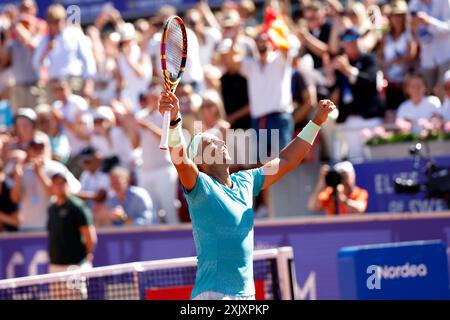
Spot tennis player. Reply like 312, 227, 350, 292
159, 92, 335, 300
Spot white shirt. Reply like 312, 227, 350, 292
396, 96, 442, 133
199, 27, 222, 66
118, 43, 152, 111
90, 126, 139, 168
409, 0, 450, 68
53, 94, 91, 155
32, 26, 96, 80
136, 108, 171, 170
20, 159, 81, 230
442, 97, 450, 121
383, 32, 412, 82
241, 51, 294, 118
79, 170, 110, 193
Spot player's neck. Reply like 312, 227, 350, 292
208, 167, 232, 188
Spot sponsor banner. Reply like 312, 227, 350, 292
354, 155, 450, 213
338, 240, 449, 299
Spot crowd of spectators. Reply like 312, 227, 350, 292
0, 0, 450, 233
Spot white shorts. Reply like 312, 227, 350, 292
192, 291, 255, 300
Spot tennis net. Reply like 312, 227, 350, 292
0, 247, 296, 300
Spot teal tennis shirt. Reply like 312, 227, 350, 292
184, 168, 265, 299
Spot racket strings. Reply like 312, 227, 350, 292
165, 21, 184, 82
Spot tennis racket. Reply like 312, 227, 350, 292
159, 16, 188, 150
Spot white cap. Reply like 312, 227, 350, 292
93, 106, 115, 123
119, 23, 136, 42
334, 161, 355, 177
443, 69, 450, 84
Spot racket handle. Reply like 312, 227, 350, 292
159, 111, 171, 150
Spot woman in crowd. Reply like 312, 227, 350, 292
396, 73, 442, 135
379, 0, 417, 116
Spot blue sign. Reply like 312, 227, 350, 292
354, 156, 450, 213
0, 0, 238, 24
338, 240, 450, 299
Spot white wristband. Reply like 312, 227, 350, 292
168, 124, 184, 148
297, 120, 321, 145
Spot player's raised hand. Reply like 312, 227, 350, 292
159, 91, 181, 123
313, 100, 336, 126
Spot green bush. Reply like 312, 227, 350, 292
366, 132, 450, 146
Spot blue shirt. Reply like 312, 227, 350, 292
107, 186, 154, 226
184, 168, 265, 298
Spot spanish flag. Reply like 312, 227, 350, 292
264, 7, 290, 50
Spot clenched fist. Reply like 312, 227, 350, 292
159, 91, 181, 124
313, 100, 336, 126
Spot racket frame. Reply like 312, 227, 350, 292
159, 15, 188, 150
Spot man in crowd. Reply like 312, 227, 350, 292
135, 85, 179, 224
76, 147, 109, 221
3, 0, 43, 111
102, 167, 154, 226
222, 30, 296, 160
326, 27, 385, 161
308, 161, 368, 215
51, 79, 91, 176
297, 1, 333, 69
0, 159, 20, 231
409, 0, 450, 99
32, 4, 96, 102
11, 133, 81, 230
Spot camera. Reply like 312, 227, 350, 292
394, 143, 450, 206
325, 169, 343, 188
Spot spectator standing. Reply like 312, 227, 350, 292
4, 0, 43, 111
184, 7, 222, 67
409, 0, 450, 99
219, 10, 254, 130
222, 30, 295, 159
35, 104, 71, 164
90, 105, 139, 171
101, 167, 154, 226
51, 79, 91, 175
0, 159, 20, 232
76, 147, 109, 226
10, 108, 38, 152
32, 4, 96, 102
117, 23, 151, 112
297, 1, 332, 69
441, 70, 450, 130
200, 90, 231, 139
379, 0, 417, 113
146, 6, 204, 93
135, 85, 179, 224
326, 27, 385, 161
47, 172, 96, 273
11, 133, 81, 230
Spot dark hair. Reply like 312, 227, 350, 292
404, 72, 429, 94
303, 1, 322, 12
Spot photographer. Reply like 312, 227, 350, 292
308, 161, 368, 215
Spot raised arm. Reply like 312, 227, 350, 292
159, 92, 199, 191
261, 100, 336, 190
